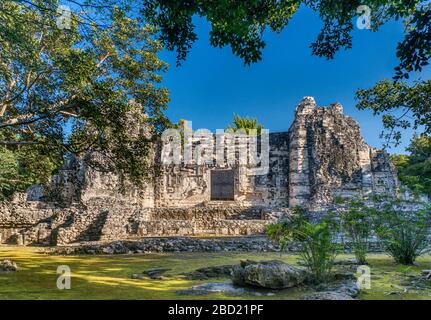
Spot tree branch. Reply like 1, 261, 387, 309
0, 94, 79, 128
0, 141, 42, 145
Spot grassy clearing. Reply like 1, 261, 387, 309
0, 246, 430, 300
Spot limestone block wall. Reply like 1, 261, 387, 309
253, 132, 289, 207
53, 199, 152, 244
0, 200, 55, 244
50, 152, 154, 207
288, 97, 314, 207
287, 97, 400, 211
0, 198, 269, 245
116, 206, 268, 240
134, 220, 269, 237
155, 164, 212, 207
155, 132, 289, 208
370, 149, 399, 195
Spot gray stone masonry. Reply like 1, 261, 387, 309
0, 97, 401, 245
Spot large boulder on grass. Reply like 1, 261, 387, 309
232, 260, 306, 289
0, 260, 18, 272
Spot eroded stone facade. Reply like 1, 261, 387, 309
0, 97, 400, 245
288, 97, 398, 208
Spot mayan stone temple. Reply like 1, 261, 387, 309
0, 97, 399, 246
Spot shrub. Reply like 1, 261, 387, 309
266, 207, 337, 283
338, 199, 374, 264
371, 200, 431, 265
226, 114, 264, 135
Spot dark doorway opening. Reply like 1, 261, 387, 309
211, 170, 235, 201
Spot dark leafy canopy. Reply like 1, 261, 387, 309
141, 0, 428, 73
309, 1, 429, 79
395, 5, 431, 80
0, 1, 170, 190
356, 80, 431, 146
142, 0, 300, 65
407, 133, 431, 162
0, 132, 60, 200
391, 134, 431, 196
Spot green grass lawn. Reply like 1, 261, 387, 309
0, 246, 430, 300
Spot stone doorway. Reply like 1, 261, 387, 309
210, 170, 235, 201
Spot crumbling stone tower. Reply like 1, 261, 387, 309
288, 97, 398, 210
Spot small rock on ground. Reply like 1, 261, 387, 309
131, 273, 149, 280
0, 260, 18, 272
333, 258, 359, 266
176, 282, 277, 297
143, 268, 171, 279
183, 265, 233, 280
303, 291, 355, 300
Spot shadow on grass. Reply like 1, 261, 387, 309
0, 246, 430, 300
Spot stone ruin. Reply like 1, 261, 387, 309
0, 97, 400, 246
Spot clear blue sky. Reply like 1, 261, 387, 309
159, 6, 429, 154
